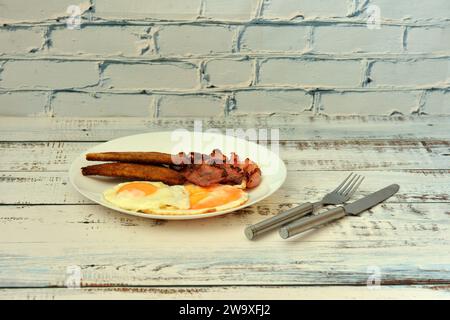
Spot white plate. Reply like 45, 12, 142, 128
69, 131, 287, 220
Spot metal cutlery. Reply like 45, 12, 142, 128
279, 184, 400, 239
245, 173, 364, 240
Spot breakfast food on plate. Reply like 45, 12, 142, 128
86, 152, 173, 165
103, 181, 189, 212
175, 150, 261, 189
81, 149, 259, 215
82, 149, 261, 189
81, 163, 185, 185
103, 181, 248, 215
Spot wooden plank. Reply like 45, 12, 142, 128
1, 285, 449, 300
0, 203, 449, 287
0, 170, 448, 205
0, 140, 449, 172
1, 116, 449, 141
0, 116, 448, 293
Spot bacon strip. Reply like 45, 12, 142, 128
81, 163, 185, 185
181, 164, 225, 187
239, 158, 261, 189
221, 165, 244, 185
83, 149, 262, 189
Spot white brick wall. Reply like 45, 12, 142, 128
0, 0, 91, 23
368, 0, 450, 21
240, 26, 308, 52
261, 0, 350, 20
0, 29, 43, 54
319, 91, 419, 115
204, 59, 253, 87
94, 0, 200, 20
422, 91, 450, 115
102, 63, 198, 90
0, 92, 49, 116
49, 26, 149, 57
51, 92, 153, 117
370, 60, 449, 87
204, 0, 259, 21
259, 59, 362, 87
157, 26, 234, 56
313, 26, 402, 53
0, 0, 449, 117
157, 95, 225, 117
0, 61, 99, 89
407, 27, 450, 53
233, 90, 312, 114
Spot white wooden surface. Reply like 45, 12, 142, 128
0, 115, 449, 299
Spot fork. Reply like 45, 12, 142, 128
244, 173, 364, 240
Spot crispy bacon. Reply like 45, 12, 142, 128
181, 164, 225, 187
221, 165, 244, 185
84, 149, 262, 189
174, 151, 261, 188
246, 167, 262, 189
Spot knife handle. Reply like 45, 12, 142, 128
279, 207, 346, 239
245, 202, 314, 240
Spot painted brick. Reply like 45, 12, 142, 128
370, 60, 450, 87
0, 29, 42, 54
319, 91, 418, 115
94, 0, 200, 20
204, 59, 253, 87
240, 26, 308, 52
204, 0, 258, 21
259, 59, 361, 87
313, 26, 402, 53
51, 92, 153, 117
157, 26, 234, 56
0, 92, 48, 116
49, 26, 148, 56
103, 63, 198, 90
408, 27, 450, 53
0, 0, 90, 23
1, 2, 448, 119
422, 91, 450, 115
233, 90, 312, 114
158, 95, 225, 117
262, 0, 349, 19
0, 61, 99, 89
368, 0, 450, 21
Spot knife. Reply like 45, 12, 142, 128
279, 184, 400, 239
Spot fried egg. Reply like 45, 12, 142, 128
103, 181, 190, 212
103, 181, 248, 215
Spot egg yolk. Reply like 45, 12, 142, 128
117, 182, 158, 197
185, 185, 243, 209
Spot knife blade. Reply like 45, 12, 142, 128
279, 184, 400, 239
343, 183, 399, 215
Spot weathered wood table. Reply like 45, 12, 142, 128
0, 115, 449, 299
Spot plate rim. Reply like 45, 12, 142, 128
69, 130, 287, 220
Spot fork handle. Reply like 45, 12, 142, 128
279, 207, 346, 239
245, 202, 314, 240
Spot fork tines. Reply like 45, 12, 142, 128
336, 173, 365, 200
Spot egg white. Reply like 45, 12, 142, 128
144, 185, 249, 215
103, 181, 249, 215
103, 181, 190, 212
142, 193, 248, 215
